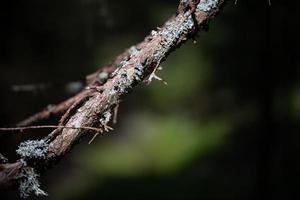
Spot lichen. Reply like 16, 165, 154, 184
73, 120, 82, 129
46, 104, 55, 112
113, 68, 133, 94
111, 60, 129, 77
16, 139, 49, 159
99, 110, 112, 126
134, 64, 144, 81
151, 30, 158, 37
98, 110, 113, 132
140, 12, 194, 84
97, 72, 109, 83
129, 46, 140, 58
197, 0, 219, 12
155, 13, 194, 61
0, 153, 8, 163
17, 163, 47, 198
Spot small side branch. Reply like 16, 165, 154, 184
0, 125, 105, 134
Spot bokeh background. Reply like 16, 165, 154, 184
0, 0, 299, 199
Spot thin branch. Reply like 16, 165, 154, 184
0, 125, 105, 134
17, 44, 145, 127
0, 0, 228, 196
16, 91, 87, 127
113, 103, 119, 124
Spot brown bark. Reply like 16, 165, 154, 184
0, 0, 227, 196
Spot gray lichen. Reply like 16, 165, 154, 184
129, 46, 140, 58
15, 139, 49, 197
99, 110, 112, 126
119, 72, 133, 93
111, 68, 133, 95
134, 64, 144, 81
98, 110, 113, 132
151, 30, 158, 37
197, 0, 219, 12
111, 60, 129, 77
156, 13, 194, 61
0, 153, 8, 163
97, 72, 109, 83
16, 139, 49, 159
17, 162, 47, 198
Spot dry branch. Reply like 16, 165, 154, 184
0, 0, 227, 197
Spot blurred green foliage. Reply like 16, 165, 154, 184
85, 114, 230, 177
290, 86, 300, 120
52, 113, 231, 199
149, 43, 213, 108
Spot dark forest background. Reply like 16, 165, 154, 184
0, 0, 299, 199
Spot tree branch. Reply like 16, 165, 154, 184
0, 0, 227, 197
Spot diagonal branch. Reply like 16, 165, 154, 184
0, 0, 227, 197
16, 49, 136, 127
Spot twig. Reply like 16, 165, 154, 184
0, 125, 104, 133
16, 91, 88, 127
58, 91, 93, 126
113, 103, 119, 124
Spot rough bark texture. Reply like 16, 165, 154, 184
0, 0, 227, 197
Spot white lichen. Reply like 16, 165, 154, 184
46, 104, 55, 112
99, 110, 112, 126
129, 46, 140, 58
0, 153, 8, 163
97, 72, 109, 83
112, 68, 133, 94
146, 13, 194, 84
73, 120, 82, 129
121, 72, 132, 92
18, 165, 47, 198
134, 64, 144, 81
151, 30, 158, 37
197, 0, 219, 12
156, 14, 194, 60
16, 139, 48, 159
99, 110, 113, 132
111, 60, 129, 77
